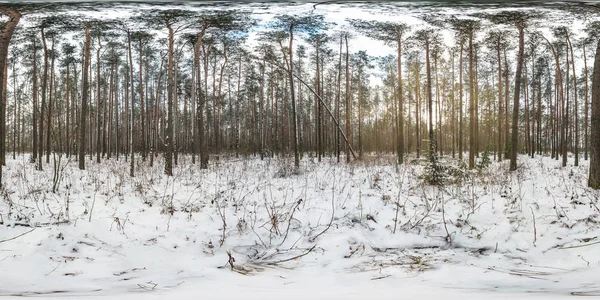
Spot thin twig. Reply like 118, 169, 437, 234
558, 240, 600, 250
262, 245, 316, 265
0, 228, 36, 243
530, 207, 537, 246
309, 178, 336, 242
279, 199, 303, 247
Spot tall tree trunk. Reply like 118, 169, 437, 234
66, 59, 71, 157
435, 53, 441, 156
510, 25, 525, 171
289, 24, 299, 168
127, 30, 135, 177
39, 28, 48, 171
46, 37, 55, 164
459, 39, 464, 160
345, 33, 351, 163
336, 35, 342, 163
416, 64, 421, 158
426, 39, 434, 161
216, 41, 228, 156
32, 38, 38, 163
567, 34, 579, 166
0, 8, 20, 178
316, 38, 321, 162
563, 42, 569, 167
108, 62, 114, 159
397, 33, 404, 163
504, 47, 510, 159
358, 70, 363, 159
165, 24, 174, 176
497, 41, 503, 161
451, 49, 456, 158
79, 27, 91, 170
589, 39, 600, 189
584, 44, 590, 161
0, 61, 5, 170
531, 55, 535, 158
469, 30, 475, 169
96, 36, 102, 164
194, 25, 207, 168
139, 39, 146, 161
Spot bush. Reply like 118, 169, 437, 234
420, 155, 469, 186
421, 153, 447, 186
477, 150, 491, 171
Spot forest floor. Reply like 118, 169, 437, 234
1, 153, 599, 299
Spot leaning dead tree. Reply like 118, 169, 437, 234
0, 7, 21, 186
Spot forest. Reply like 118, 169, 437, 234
1, 1, 600, 299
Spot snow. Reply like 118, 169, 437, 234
1, 153, 599, 299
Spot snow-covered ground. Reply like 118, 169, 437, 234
1, 153, 599, 299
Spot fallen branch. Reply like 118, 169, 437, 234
260, 245, 316, 265
279, 199, 303, 246
530, 207, 537, 247
0, 228, 36, 243
309, 180, 336, 243
558, 240, 600, 250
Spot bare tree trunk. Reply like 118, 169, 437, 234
426, 39, 434, 161
127, 30, 135, 177
96, 36, 102, 164
194, 25, 207, 167
289, 24, 299, 168
469, 30, 475, 169
497, 41, 503, 161
336, 36, 342, 163
397, 34, 404, 163
504, 47, 510, 159
584, 44, 590, 161
39, 28, 48, 171
216, 41, 228, 156
66, 59, 71, 157
451, 49, 456, 158
567, 34, 579, 166
165, 24, 174, 176
589, 39, 600, 189
79, 27, 91, 170
345, 33, 351, 163
358, 70, 363, 159
510, 25, 525, 171
108, 62, 114, 159
32, 38, 38, 163
459, 39, 464, 160
46, 37, 55, 164
563, 42, 569, 167
139, 39, 146, 161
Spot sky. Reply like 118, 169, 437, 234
4, 1, 594, 89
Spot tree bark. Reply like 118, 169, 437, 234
459, 39, 464, 160
567, 34, 578, 166
589, 39, 600, 189
510, 25, 525, 171
397, 33, 404, 164
79, 27, 91, 170
139, 38, 146, 161
127, 30, 135, 177
497, 40, 503, 161
426, 39, 434, 161
96, 35, 102, 164
584, 44, 590, 161
469, 29, 475, 169
289, 24, 299, 168
345, 33, 351, 163
165, 24, 174, 176
39, 28, 48, 171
